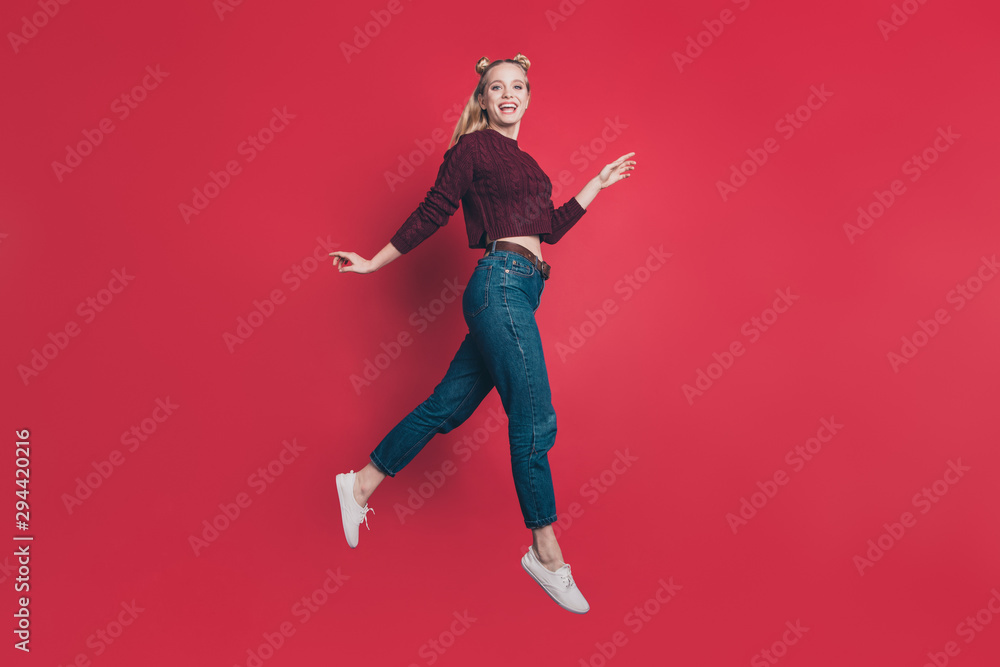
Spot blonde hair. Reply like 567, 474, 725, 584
449, 53, 531, 148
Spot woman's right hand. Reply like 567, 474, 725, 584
330, 251, 375, 274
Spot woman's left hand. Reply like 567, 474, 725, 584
597, 152, 636, 189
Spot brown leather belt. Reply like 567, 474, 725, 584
484, 240, 551, 280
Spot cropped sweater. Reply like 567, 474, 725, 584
389, 127, 588, 254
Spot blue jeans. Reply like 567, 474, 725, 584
369, 246, 558, 529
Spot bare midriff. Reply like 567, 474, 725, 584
485, 234, 543, 261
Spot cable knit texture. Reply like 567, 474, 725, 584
389, 128, 587, 254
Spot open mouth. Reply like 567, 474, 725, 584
499, 103, 518, 114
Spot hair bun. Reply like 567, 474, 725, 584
475, 56, 491, 75
512, 53, 531, 71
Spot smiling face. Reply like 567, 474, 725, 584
478, 62, 530, 130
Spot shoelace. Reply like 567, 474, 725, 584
358, 505, 374, 531
531, 547, 576, 588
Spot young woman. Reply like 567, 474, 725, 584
330, 53, 635, 614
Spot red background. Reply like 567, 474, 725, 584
3, 0, 999, 665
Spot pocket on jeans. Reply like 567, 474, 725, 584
509, 257, 536, 278
462, 265, 491, 318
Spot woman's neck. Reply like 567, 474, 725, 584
487, 122, 519, 143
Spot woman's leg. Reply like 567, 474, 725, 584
365, 331, 495, 495
352, 462, 386, 506
465, 251, 562, 564
338, 268, 495, 549
531, 524, 565, 571
472, 254, 588, 612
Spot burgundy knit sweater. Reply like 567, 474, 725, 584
389, 127, 587, 254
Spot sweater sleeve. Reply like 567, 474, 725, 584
540, 195, 587, 245
389, 134, 476, 254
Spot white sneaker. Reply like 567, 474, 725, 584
521, 545, 590, 614
336, 470, 374, 548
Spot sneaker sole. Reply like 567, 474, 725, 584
336, 474, 358, 549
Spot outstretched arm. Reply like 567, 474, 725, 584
329, 241, 403, 275
331, 134, 477, 275
543, 151, 637, 245
573, 151, 636, 209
